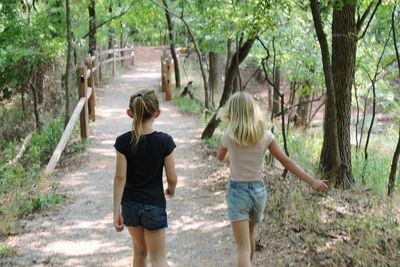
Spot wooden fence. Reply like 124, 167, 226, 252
44, 46, 134, 176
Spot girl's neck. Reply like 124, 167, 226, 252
142, 119, 155, 134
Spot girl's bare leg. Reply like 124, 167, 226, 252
128, 226, 148, 267
144, 228, 169, 267
231, 220, 252, 267
249, 222, 257, 262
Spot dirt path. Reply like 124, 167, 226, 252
3, 47, 236, 267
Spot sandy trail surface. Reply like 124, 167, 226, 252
3, 47, 237, 267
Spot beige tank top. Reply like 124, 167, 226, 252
221, 131, 275, 182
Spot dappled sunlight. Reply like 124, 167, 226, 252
88, 147, 115, 157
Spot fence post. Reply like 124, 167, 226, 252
85, 54, 96, 121
165, 56, 172, 101
161, 50, 167, 92
131, 47, 135, 66
112, 46, 116, 76
78, 66, 89, 139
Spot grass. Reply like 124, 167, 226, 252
172, 92, 204, 115
0, 245, 16, 259
0, 115, 87, 237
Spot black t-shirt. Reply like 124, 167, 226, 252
114, 131, 176, 208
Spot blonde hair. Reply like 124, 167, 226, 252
129, 89, 159, 145
221, 92, 266, 146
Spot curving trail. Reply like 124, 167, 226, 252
3, 47, 238, 267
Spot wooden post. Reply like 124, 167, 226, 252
112, 46, 116, 76
161, 50, 167, 92
131, 47, 135, 66
78, 66, 89, 139
165, 56, 172, 101
131, 45, 135, 66
85, 54, 96, 121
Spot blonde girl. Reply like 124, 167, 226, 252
113, 89, 177, 267
217, 92, 327, 267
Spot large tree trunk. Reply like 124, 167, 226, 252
310, 0, 341, 183
162, 0, 181, 89
388, 8, 400, 197
208, 51, 223, 108
331, 2, 356, 188
88, 0, 96, 55
65, 0, 72, 128
201, 37, 256, 139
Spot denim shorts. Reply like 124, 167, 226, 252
121, 201, 168, 231
226, 180, 267, 223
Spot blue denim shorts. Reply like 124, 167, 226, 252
121, 201, 168, 231
226, 180, 267, 223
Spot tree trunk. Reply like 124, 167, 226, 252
29, 82, 41, 131
108, 0, 114, 57
88, 0, 96, 55
162, 0, 181, 89
201, 37, 256, 139
388, 7, 400, 197
225, 38, 234, 77
208, 51, 223, 108
272, 67, 280, 116
295, 90, 310, 127
310, 0, 341, 184
331, 2, 357, 188
65, 0, 73, 127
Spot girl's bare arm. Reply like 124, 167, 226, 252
113, 151, 127, 231
268, 140, 328, 192
164, 152, 177, 197
217, 145, 228, 161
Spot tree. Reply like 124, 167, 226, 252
388, 6, 400, 197
65, 0, 73, 127
310, 0, 381, 189
88, 0, 96, 54
162, 0, 181, 89
201, 36, 256, 139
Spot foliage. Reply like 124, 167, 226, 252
0, 245, 16, 259
173, 94, 203, 115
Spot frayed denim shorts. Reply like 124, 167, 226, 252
121, 201, 168, 231
226, 180, 267, 223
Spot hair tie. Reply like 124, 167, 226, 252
132, 93, 143, 99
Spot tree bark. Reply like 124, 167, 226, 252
162, 0, 181, 89
331, 2, 357, 188
108, 0, 114, 57
295, 89, 311, 127
310, 0, 341, 184
201, 37, 256, 139
388, 7, 400, 197
209, 51, 223, 108
272, 67, 280, 116
65, 0, 72, 128
88, 0, 96, 55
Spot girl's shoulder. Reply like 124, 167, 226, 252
116, 131, 132, 142
264, 130, 275, 146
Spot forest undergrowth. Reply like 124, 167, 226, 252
173, 57, 400, 266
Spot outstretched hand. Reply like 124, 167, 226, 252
311, 179, 328, 193
113, 212, 124, 232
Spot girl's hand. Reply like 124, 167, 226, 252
165, 187, 175, 198
311, 179, 328, 193
113, 212, 124, 232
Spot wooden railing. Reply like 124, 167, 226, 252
44, 46, 134, 176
